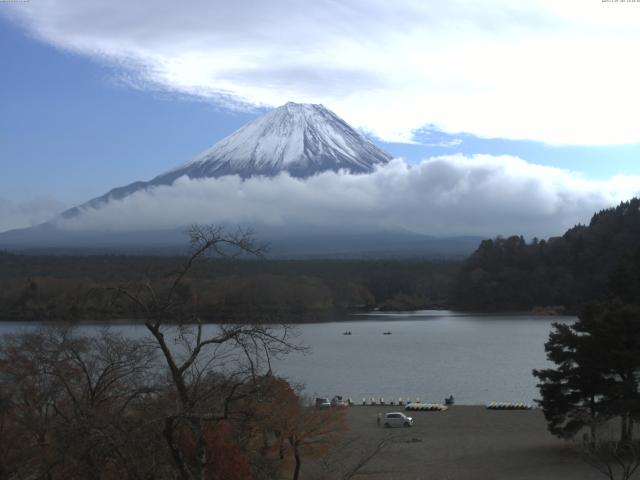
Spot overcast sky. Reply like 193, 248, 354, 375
2, 1, 640, 236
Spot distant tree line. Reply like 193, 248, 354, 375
0, 253, 457, 322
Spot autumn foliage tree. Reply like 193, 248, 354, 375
251, 377, 348, 480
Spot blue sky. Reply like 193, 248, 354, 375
2, 1, 640, 235
1, 20, 257, 205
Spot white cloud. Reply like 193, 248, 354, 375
0, 197, 66, 232
5, 0, 640, 145
56, 156, 640, 238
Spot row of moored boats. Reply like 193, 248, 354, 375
486, 402, 532, 410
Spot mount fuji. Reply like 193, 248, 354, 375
61, 102, 392, 217
0, 103, 482, 257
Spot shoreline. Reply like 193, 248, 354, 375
0, 309, 576, 324
305, 405, 602, 479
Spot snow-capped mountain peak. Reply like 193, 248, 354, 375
166, 102, 391, 179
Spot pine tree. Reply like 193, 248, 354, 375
534, 303, 640, 443
534, 319, 609, 441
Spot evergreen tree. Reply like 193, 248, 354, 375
583, 304, 640, 444
533, 319, 609, 441
534, 303, 640, 443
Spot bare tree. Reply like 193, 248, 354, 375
581, 425, 640, 480
110, 225, 303, 480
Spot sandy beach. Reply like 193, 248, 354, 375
311, 405, 605, 480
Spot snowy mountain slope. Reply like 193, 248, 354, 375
167, 102, 391, 178
60, 102, 392, 218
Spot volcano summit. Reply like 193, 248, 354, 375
168, 102, 392, 179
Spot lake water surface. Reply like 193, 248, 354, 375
0, 311, 574, 405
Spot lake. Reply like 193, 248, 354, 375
0, 311, 573, 405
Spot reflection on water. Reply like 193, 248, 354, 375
0, 311, 574, 405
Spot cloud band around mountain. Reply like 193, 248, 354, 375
55, 155, 640, 239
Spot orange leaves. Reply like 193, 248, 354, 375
250, 376, 349, 472
204, 421, 254, 480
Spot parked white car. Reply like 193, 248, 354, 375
383, 412, 413, 427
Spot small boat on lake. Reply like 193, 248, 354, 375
383, 331, 392, 335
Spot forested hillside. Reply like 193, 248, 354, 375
450, 198, 640, 312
